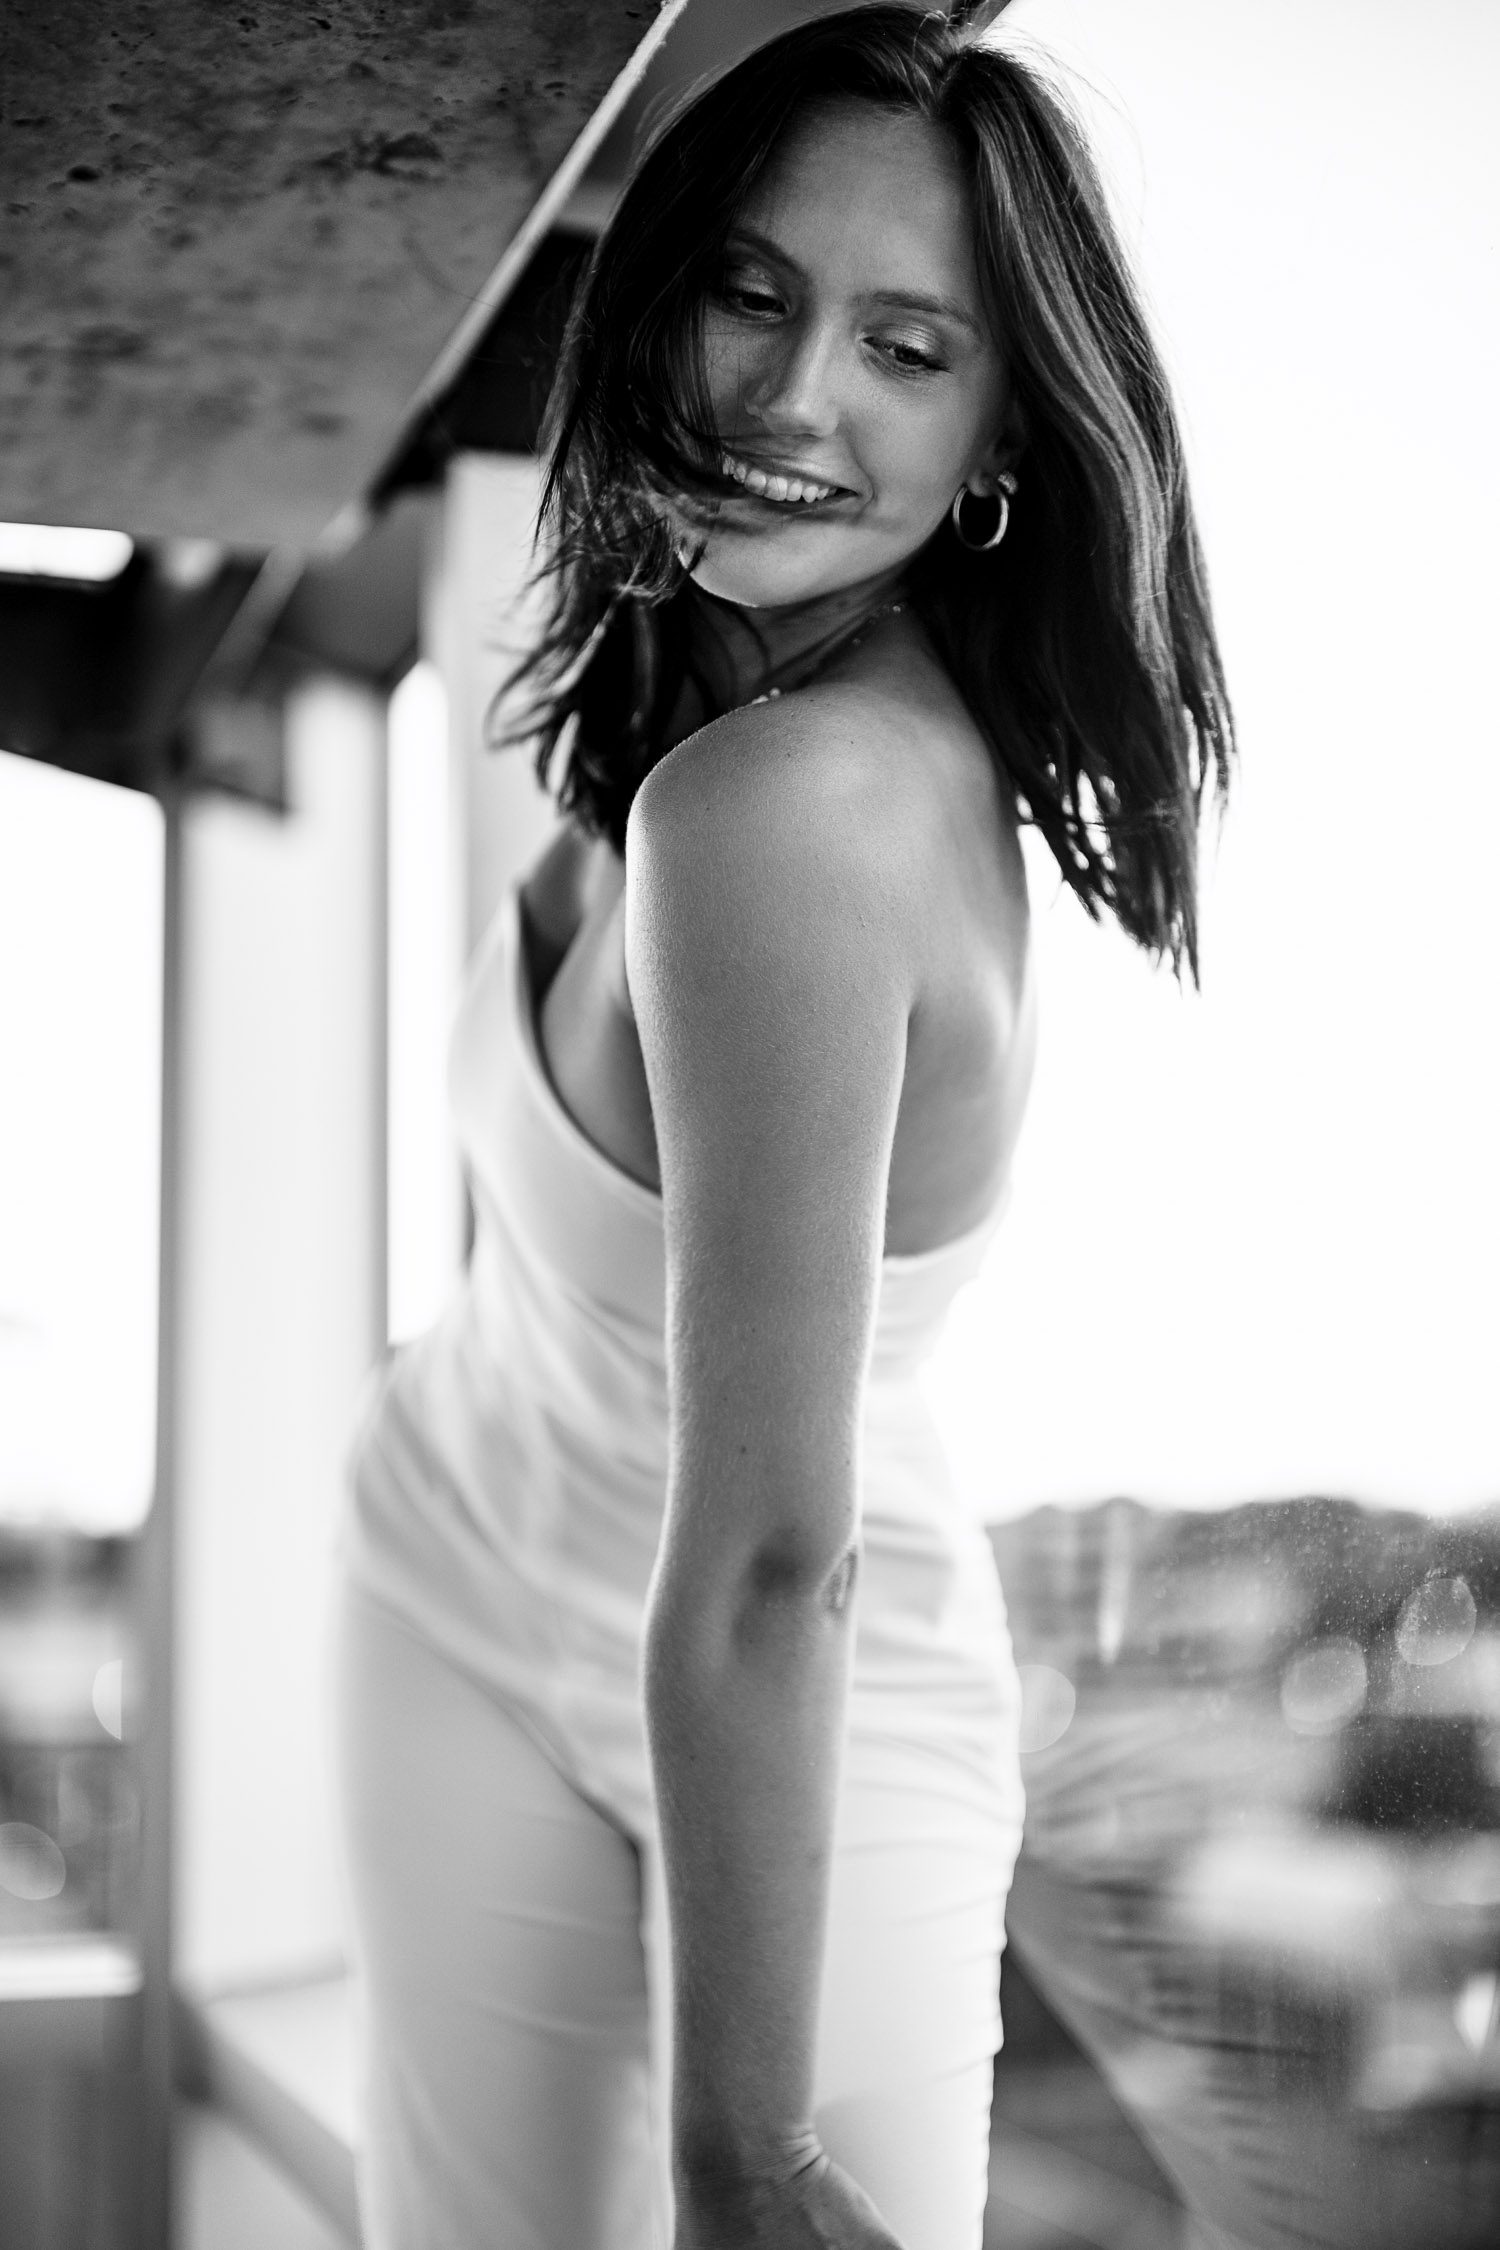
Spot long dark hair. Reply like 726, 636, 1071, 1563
505, 5, 1234, 979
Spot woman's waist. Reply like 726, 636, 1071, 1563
356, 1354, 957, 1539
375, 1262, 948, 1458
347, 1438, 1007, 1703
352, 1342, 988, 1635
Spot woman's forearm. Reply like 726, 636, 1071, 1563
644, 1539, 860, 2197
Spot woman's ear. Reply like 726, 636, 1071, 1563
964, 454, 1020, 501
970, 407, 1028, 497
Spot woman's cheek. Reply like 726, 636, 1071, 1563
699, 326, 741, 420
870, 413, 957, 521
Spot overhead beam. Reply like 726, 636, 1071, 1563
0, 0, 687, 549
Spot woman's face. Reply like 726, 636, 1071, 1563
689, 99, 1014, 612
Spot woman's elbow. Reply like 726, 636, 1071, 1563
741, 1531, 859, 1618
646, 1520, 861, 1677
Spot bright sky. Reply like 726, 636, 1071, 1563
927, 0, 1500, 1513
0, 751, 163, 1531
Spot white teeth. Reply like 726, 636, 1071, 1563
721, 451, 837, 505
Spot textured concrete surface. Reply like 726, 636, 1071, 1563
0, 1, 678, 546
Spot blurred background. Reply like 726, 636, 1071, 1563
1, 2, 1495, 2245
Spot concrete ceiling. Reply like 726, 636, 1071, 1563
0, 0, 686, 548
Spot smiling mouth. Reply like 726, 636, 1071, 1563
719, 449, 850, 507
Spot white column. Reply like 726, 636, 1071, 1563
424, 451, 562, 959
172, 678, 384, 1991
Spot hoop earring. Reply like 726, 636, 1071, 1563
951, 479, 1013, 552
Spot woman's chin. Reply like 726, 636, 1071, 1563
689, 561, 836, 612
688, 525, 904, 614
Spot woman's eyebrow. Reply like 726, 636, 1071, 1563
724, 223, 798, 268
723, 228, 981, 337
865, 288, 982, 338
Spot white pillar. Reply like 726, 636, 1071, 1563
173, 678, 384, 1990
424, 451, 562, 958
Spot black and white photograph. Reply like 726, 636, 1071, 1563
1, 4, 1497, 2247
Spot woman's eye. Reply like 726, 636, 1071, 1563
872, 333, 945, 375
718, 273, 784, 317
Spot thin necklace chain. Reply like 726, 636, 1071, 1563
746, 593, 906, 708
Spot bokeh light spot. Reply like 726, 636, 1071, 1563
1396, 1575, 1477, 1668
0, 1822, 67, 1902
92, 1658, 125, 1740
1280, 1639, 1368, 1736
1018, 1663, 1077, 1754
1455, 1970, 1499, 2056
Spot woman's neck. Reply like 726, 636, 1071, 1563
683, 570, 908, 711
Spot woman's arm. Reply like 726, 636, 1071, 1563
626, 694, 917, 2244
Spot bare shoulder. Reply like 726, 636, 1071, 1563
627, 675, 943, 950
624, 635, 1027, 1262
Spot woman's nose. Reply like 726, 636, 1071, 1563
742, 318, 841, 437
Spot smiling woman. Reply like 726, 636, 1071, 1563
512, 6, 1231, 975
697, 105, 1011, 607
336, 12, 1234, 2250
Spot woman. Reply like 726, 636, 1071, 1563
338, 10, 1232, 2250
